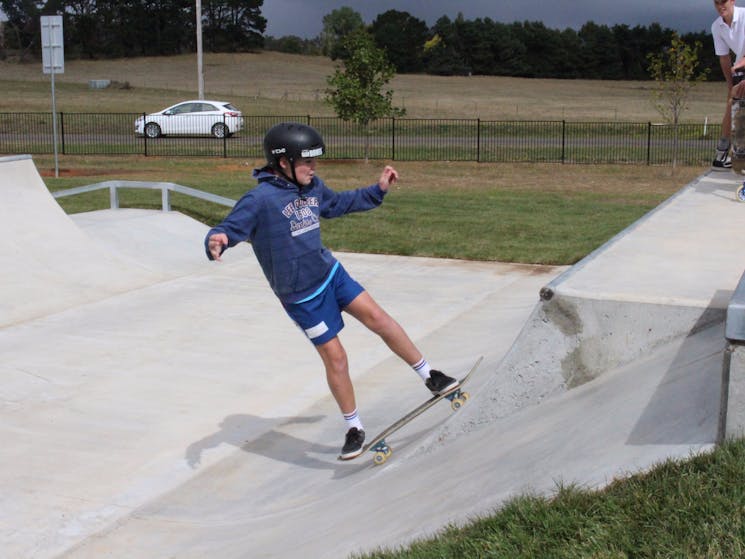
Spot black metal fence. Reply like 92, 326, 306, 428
0, 112, 714, 166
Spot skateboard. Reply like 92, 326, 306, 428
737, 182, 745, 203
344, 356, 483, 465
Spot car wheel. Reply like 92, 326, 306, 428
212, 123, 228, 139
144, 123, 161, 138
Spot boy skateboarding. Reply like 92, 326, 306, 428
205, 122, 458, 460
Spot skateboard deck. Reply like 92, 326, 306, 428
732, 97, 745, 175
343, 356, 483, 465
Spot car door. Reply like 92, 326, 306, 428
170, 102, 198, 135
192, 102, 219, 135
157, 102, 186, 135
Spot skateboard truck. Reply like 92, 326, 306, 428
368, 388, 471, 465
369, 440, 393, 465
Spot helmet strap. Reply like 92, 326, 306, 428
278, 156, 300, 185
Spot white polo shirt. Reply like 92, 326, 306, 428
713, 6, 745, 59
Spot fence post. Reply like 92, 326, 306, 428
561, 120, 566, 164
647, 121, 652, 165
222, 114, 227, 158
476, 118, 481, 162
143, 113, 148, 157
392, 117, 396, 161
162, 185, 171, 211
60, 112, 65, 155
109, 184, 119, 209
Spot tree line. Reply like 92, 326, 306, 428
313, 9, 719, 81
1, 2, 719, 82
1, 0, 265, 59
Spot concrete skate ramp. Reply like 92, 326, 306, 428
0, 154, 563, 559
0, 155, 203, 327
441, 170, 745, 439
1, 156, 742, 559
57, 320, 726, 559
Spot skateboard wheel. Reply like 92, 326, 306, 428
373, 451, 389, 465
462, 392, 470, 401
451, 397, 464, 411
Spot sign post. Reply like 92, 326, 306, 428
41, 15, 64, 178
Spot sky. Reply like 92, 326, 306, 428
262, 0, 716, 38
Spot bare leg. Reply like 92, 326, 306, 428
344, 291, 422, 366
723, 87, 734, 141
315, 336, 356, 415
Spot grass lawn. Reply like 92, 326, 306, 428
37, 155, 705, 265
357, 439, 745, 558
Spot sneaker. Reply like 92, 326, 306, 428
713, 144, 732, 169
425, 370, 459, 395
339, 427, 365, 460
712, 152, 732, 169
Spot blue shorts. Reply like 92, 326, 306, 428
282, 263, 364, 346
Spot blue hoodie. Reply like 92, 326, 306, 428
205, 168, 387, 304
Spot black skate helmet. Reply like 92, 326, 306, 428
263, 122, 325, 183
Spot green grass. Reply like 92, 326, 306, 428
356, 439, 745, 559
42, 157, 679, 266
322, 190, 650, 264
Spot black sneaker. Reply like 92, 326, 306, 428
425, 370, 459, 395
339, 427, 365, 460
713, 145, 732, 169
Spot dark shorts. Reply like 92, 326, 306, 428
282, 263, 364, 346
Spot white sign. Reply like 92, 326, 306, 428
41, 15, 64, 74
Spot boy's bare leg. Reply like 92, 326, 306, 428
315, 336, 356, 415
343, 291, 422, 366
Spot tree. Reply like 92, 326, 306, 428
320, 6, 364, 60
647, 33, 709, 169
424, 15, 471, 75
203, 0, 266, 52
325, 29, 405, 160
578, 21, 624, 79
0, 0, 44, 59
370, 10, 428, 73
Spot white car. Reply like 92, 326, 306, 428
134, 100, 243, 139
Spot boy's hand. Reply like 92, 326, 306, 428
378, 165, 399, 192
208, 233, 228, 261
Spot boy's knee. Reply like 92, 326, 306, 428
367, 308, 395, 334
320, 343, 348, 375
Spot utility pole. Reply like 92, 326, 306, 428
196, 0, 204, 99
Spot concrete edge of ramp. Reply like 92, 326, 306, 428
430, 169, 743, 447
0, 155, 183, 327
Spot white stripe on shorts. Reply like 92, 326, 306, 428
305, 321, 329, 339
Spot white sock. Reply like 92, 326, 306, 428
343, 408, 364, 431
412, 357, 431, 381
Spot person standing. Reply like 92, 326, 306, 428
711, 0, 745, 168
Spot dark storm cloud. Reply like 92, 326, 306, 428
262, 0, 714, 38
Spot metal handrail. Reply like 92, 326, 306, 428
51, 180, 236, 211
